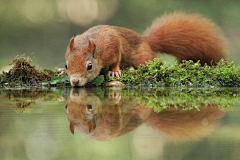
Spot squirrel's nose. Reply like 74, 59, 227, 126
72, 79, 79, 86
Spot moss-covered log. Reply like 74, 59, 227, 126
1, 55, 240, 87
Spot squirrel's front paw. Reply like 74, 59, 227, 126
57, 68, 66, 77
108, 92, 121, 103
108, 70, 121, 78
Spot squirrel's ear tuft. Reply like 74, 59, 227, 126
87, 39, 96, 57
69, 37, 75, 51
69, 122, 75, 135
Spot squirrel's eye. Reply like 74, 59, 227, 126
87, 104, 92, 113
65, 64, 68, 69
87, 63, 92, 70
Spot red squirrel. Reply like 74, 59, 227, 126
65, 12, 227, 87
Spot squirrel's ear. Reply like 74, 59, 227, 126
87, 120, 96, 134
87, 39, 97, 58
69, 122, 74, 135
69, 37, 75, 51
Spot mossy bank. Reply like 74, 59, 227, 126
1, 55, 240, 88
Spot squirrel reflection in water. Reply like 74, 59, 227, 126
65, 88, 224, 141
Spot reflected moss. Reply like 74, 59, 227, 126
1, 86, 238, 114
138, 88, 237, 112
11, 101, 34, 114
105, 87, 238, 112
2, 89, 59, 114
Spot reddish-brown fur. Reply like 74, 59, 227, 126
143, 12, 226, 65
65, 12, 227, 86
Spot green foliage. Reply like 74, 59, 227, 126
41, 73, 70, 86
41, 73, 104, 87
111, 59, 240, 87
41, 80, 49, 86
86, 75, 105, 87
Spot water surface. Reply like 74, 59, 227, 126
0, 87, 239, 160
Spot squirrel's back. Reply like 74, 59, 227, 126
143, 12, 227, 65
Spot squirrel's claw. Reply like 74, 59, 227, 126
108, 70, 121, 78
58, 68, 66, 77
108, 92, 121, 103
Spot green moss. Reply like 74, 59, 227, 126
1, 55, 240, 88
110, 58, 240, 87
0, 55, 58, 87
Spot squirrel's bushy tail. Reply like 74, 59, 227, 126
143, 12, 227, 65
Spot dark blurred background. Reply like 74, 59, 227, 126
0, 0, 240, 72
